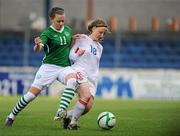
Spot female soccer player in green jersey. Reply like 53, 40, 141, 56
5, 7, 80, 127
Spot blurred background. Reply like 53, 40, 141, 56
0, 0, 180, 99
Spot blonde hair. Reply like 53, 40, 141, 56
87, 18, 109, 32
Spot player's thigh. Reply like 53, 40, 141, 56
57, 66, 76, 84
76, 83, 92, 101
32, 64, 59, 90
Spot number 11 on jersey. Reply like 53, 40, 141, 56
59, 36, 67, 45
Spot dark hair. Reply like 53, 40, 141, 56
87, 18, 109, 32
49, 7, 65, 18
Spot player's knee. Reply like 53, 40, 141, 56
66, 78, 78, 90
29, 86, 41, 96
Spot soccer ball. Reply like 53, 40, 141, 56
97, 111, 116, 130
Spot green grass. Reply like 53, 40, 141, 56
0, 96, 180, 136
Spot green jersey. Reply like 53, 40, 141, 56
40, 25, 72, 67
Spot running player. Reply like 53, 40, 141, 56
5, 7, 80, 127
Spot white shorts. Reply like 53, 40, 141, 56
32, 64, 75, 90
74, 70, 97, 97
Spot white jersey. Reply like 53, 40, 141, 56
69, 34, 103, 88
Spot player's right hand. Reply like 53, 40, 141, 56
34, 37, 41, 45
33, 37, 43, 52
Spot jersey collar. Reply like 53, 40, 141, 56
50, 25, 64, 33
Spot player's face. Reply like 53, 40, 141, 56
51, 14, 65, 30
92, 27, 107, 42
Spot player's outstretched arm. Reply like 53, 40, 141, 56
70, 34, 86, 48
34, 37, 43, 52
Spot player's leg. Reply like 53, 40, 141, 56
54, 70, 88, 121
54, 73, 77, 120
54, 67, 78, 120
5, 87, 40, 127
5, 64, 58, 127
67, 83, 92, 130
66, 96, 93, 118
65, 96, 93, 118
63, 96, 93, 129
82, 95, 94, 115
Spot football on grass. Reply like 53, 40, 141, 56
97, 111, 116, 130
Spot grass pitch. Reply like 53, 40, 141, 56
0, 96, 180, 136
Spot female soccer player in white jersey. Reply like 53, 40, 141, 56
58, 19, 110, 130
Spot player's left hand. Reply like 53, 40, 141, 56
71, 34, 86, 48
75, 47, 85, 56
72, 34, 86, 40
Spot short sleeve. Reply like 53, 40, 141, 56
40, 32, 48, 45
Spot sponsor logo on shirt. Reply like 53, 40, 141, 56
54, 35, 58, 38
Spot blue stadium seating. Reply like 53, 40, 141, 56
0, 36, 43, 67
117, 38, 180, 68
0, 36, 180, 68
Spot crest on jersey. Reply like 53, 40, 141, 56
64, 32, 70, 36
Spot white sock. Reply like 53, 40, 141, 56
70, 99, 87, 125
24, 91, 36, 102
9, 113, 16, 120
